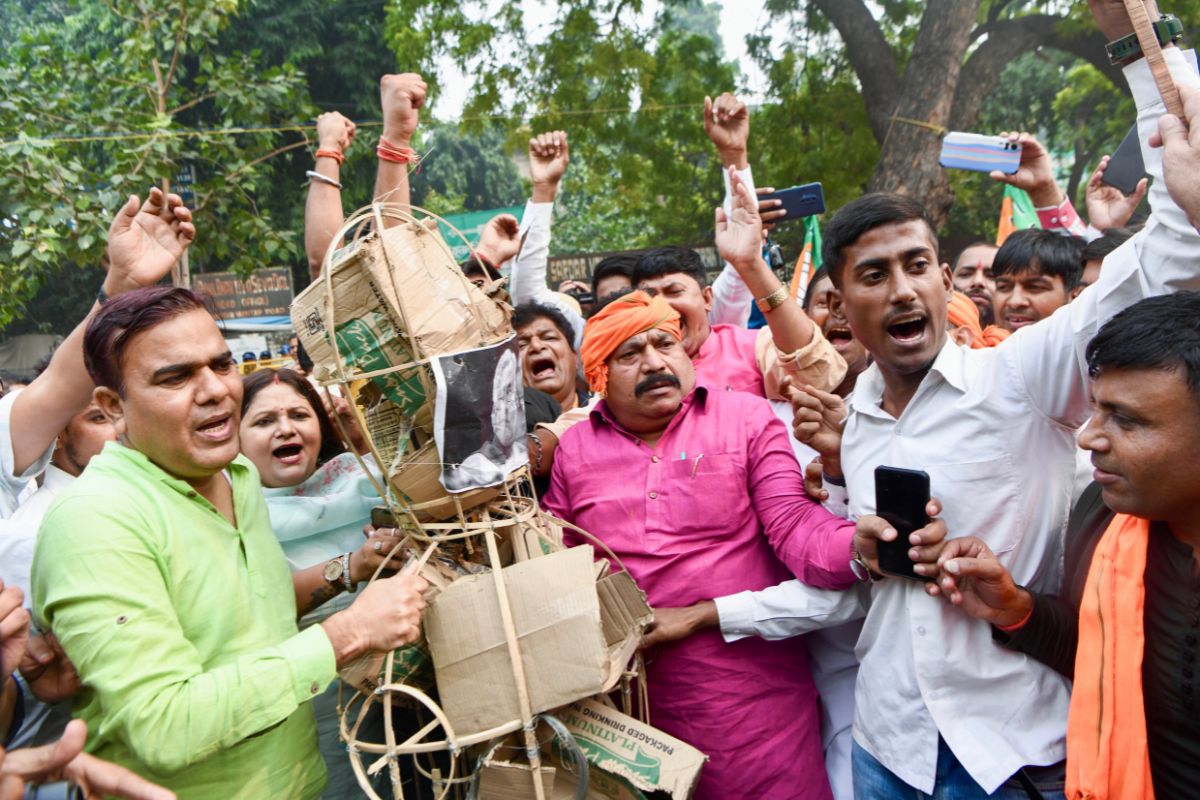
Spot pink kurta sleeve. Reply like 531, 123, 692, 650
541, 438, 578, 543
745, 406, 856, 589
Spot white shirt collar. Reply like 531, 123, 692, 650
848, 337, 968, 419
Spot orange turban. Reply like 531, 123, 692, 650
580, 291, 681, 396
947, 291, 1010, 349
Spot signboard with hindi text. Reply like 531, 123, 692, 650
192, 268, 294, 319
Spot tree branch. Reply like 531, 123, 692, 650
166, 92, 217, 118
951, 15, 1122, 132
194, 140, 308, 213
810, 0, 899, 143
163, 16, 187, 99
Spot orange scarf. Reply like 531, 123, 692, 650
579, 291, 681, 396
1066, 513, 1154, 800
947, 290, 1010, 349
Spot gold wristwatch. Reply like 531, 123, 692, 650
755, 284, 790, 314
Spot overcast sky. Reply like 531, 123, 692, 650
431, 0, 774, 122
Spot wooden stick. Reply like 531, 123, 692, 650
1123, 0, 1184, 117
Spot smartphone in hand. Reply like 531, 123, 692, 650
1099, 123, 1146, 197
757, 182, 826, 222
939, 133, 1022, 175
874, 466, 932, 582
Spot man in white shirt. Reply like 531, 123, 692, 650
793, 12, 1200, 796
1, 396, 114, 753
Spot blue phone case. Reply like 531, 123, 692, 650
757, 182, 825, 221
939, 133, 1022, 175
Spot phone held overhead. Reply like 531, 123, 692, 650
939, 132, 1022, 175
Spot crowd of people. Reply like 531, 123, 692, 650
2, 1, 1200, 798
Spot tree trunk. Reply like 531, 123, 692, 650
814, 2, 1124, 231
865, 0, 982, 228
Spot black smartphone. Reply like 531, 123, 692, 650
874, 466, 932, 582
758, 182, 826, 222
1099, 123, 1146, 197
565, 288, 596, 306
371, 506, 398, 529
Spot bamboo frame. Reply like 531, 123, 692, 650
315, 203, 609, 800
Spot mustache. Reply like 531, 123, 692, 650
634, 373, 681, 397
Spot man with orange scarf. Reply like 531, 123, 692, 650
932, 291, 1200, 799
543, 290, 950, 799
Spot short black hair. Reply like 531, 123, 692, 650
589, 286, 637, 317
802, 267, 830, 313
822, 193, 937, 288
1081, 227, 1139, 263
512, 301, 577, 350
460, 255, 501, 281
633, 246, 707, 289
992, 229, 1085, 291
591, 254, 638, 298
1087, 292, 1200, 402
952, 241, 998, 270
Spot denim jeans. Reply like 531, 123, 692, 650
852, 739, 1066, 800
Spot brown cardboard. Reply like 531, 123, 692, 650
476, 760, 556, 800
423, 547, 608, 737
595, 572, 653, 692
377, 220, 511, 353
556, 699, 706, 800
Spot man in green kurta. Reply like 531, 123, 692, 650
32, 286, 427, 799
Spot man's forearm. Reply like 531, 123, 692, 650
304, 157, 345, 280
992, 591, 1077, 679
735, 254, 815, 352
0, 676, 18, 743
715, 580, 866, 643
10, 299, 102, 476
373, 130, 412, 212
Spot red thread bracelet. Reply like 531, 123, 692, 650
377, 137, 419, 164
315, 148, 344, 165
997, 603, 1033, 633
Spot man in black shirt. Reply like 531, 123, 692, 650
929, 291, 1200, 798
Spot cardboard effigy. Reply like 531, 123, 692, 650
292, 203, 690, 800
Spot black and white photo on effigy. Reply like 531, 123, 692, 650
432, 336, 528, 492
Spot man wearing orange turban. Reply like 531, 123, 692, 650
544, 286, 862, 800
579, 290, 681, 396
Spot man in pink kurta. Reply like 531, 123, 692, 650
543, 290, 856, 799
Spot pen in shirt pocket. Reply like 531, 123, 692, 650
690, 453, 704, 478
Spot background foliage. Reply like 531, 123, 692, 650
2, 0, 1197, 333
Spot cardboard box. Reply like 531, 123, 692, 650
376, 220, 511, 354
476, 760, 556, 800
291, 234, 426, 415
556, 699, 706, 800
423, 547, 608, 737
596, 572, 653, 692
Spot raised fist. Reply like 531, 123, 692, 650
380, 73, 427, 144
529, 131, 570, 187
316, 111, 356, 156
704, 92, 749, 162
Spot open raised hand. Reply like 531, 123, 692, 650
103, 188, 195, 296
714, 167, 763, 270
